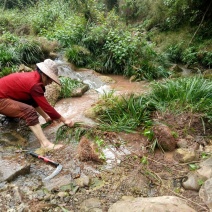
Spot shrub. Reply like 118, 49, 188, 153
166, 42, 184, 63
27, 0, 72, 35
41, 15, 86, 47
0, 44, 20, 68
0, 66, 17, 78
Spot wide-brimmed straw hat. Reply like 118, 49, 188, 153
36, 59, 61, 85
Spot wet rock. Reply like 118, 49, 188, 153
0, 131, 28, 147
204, 145, 212, 154
80, 198, 102, 212
74, 172, 90, 188
0, 158, 30, 182
108, 196, 196, 212
153, 124, 177, 151
197, 166, 212, 180
197, 157, 212, 180
174, 148, 198, 163
12, 186, 22, 204
177, 139, 188, 148
71, 166, 81, 179
170, 64, 183, 73
43, 174, 72, 191
57, 191, 69, 198
71, 84, 89, 97
45, 82, 61, 106
182, 172, 202, 191
99, 75, 116, 84
199, 178, 212, 210
18, 64, 32, 72
49, 52, 58, 59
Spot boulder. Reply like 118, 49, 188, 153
174, 148, 198, 163
153, 124, 177, 151
108, 196, 196, 212
199, 178, 212, 210
0, 158, 30, 182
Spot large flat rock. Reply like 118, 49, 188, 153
0, 157, 30, 182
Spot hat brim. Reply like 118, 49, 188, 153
36, 62, 61, 86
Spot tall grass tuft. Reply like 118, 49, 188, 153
16, 39, 44, 64
96, 93, 154, 132
59, 77, 84, 98
149, 77, 212, 119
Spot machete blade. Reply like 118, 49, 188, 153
44, 164, 63, 181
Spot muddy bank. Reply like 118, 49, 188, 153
0, 70, 211, 211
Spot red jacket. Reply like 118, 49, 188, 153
0, 71, 61, 120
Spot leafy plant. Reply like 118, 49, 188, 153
0, 66, 17, 78
56, 122, 90, 143
166, 42, 184, 63
182, 47, 198, 65
143, 129, 154, 140
188, 163, 199, 171
0, 44, 20, 69
59, 77, 84, 98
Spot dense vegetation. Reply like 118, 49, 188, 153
0, 0, 211, 135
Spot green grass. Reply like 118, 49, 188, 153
96, 93, 154, 132
149, 76, 212, 118
59, 77, 85, 98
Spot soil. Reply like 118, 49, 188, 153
17, 110, 210, 212
0, 72, 211, 211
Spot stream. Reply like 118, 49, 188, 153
0, 62, 151, 211
0, 62, 209, 211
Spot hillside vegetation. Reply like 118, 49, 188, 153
0, 0, 211, 129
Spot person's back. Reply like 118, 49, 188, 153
0, 71, 40, 100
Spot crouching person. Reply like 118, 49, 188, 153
0, 59, 73, 149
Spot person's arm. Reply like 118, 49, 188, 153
31, 84, 74, 127
35, 106, 51, 123
35, 96, 74, 127
58, 116, 74, 127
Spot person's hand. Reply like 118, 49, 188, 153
45, 117, 52, 123
64, 118, 74, 127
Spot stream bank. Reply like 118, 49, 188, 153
0, 66, 211, 211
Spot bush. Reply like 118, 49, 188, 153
0, 44, 20, 68
166, 42, 184, 63
41, 15, 86, 47
59, 77, 84, 98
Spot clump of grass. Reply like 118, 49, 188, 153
149, 76, 212, 119
59, 77, 85, 98
96, 93, 154, 132
0, 44, 20, 69
65, 45, 91, 67
56, 122, 94, 144
16, 39, 44, 64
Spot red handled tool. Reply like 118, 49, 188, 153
29, 152, 62, 181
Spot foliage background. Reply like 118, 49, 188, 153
0, 0, 211, 80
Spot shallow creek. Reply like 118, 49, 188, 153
0, 64, 150, 189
